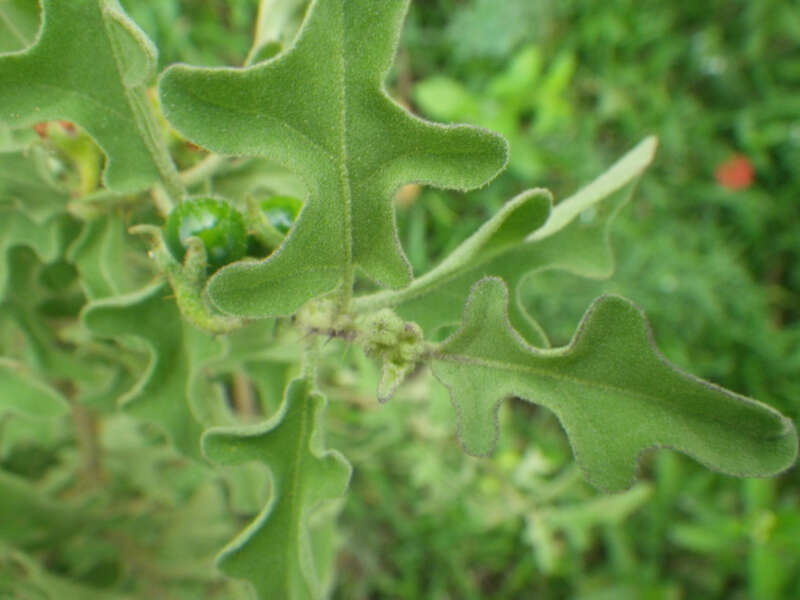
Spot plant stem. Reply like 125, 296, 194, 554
126, 87, 185, 203
179, 153, 229, 188
351, 257, 458, 314
151, 184, 173, 217
71, 400, 103, 485
231, 371, 258, 419
302, 336, 321, 385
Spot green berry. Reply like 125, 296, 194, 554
260, 195, 303, 235
164, 198, 247, 273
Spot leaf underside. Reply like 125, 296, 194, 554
432, 277, 798, 492
158, 0, 508, 317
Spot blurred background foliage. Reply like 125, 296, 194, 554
3, 0, 800, 598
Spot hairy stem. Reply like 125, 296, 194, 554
179, 153, 230, 188
302, 336, 321, 385
126, 87, 185, 203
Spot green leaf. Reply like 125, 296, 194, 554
360, 136, 657, 343
68, 212, 152, 300
0, 470, 85, 546
0, 358, 68, 418
203, 377, 351, 600
246, 0, 308, 65
0, 544, 132, 600
0, 0, 40, 53
82, 281, 224, 459
159, 0, 508, 317
0, 0, 161, 192
356, 187, 552, 343
412, 76, 480, 123
0, 207, 69, 300
0, 148, 71, 220
431, 277, 798, 492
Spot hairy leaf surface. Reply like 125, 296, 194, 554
159, 0, 508, 317
203, 377, 351, 600
431, 277, 798, 491
0, 0, 161, 192
361, 137, 657, 344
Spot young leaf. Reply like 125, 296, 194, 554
0, 0, 161, 192
159, 0, 508, 317
203, 377, 352, 600
431, 277, 798, 492
82, 281, 225, 460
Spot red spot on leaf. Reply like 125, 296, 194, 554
715, 154, 754, 190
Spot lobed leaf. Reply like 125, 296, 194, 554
0, 206, 70, 300
431, 277, 798, 492
203, 377, 351, 600
372, 136, 658, 343
81, 281, 225, 460
0, 0, 161, 192
68, 212, 151, 300
159, 0, 508, 317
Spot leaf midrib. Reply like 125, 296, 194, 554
433, 352, 785, 439
285, 392, 313, 599
337, 1, 354, 287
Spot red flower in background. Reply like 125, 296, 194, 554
715, 154, 754, 190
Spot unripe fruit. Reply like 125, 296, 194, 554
164, 197, 247, 273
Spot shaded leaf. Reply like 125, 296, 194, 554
0, 469, 83, 547
0, 0, 161, 192
0, 544, 132, 600
0, 358, 67, 419
0, 148, 71, 220
159, 0, 508, 317
431, 277, 798, 491
68, 212, 152, 300
0, 207, 69, 299
82, 281, 224, 459
203, 377, 351, 600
